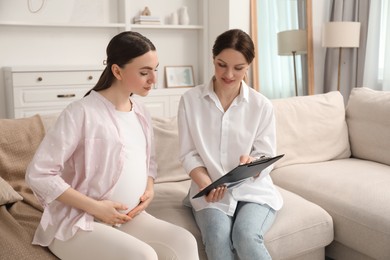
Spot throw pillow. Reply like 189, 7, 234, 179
152, 116, 190, 183
0, 176, 23, 205
272, 91, 351, 168
346, 87, 390, 166
0, 115, 45, 211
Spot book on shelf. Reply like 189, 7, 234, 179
136, 15, 160, 20
133, 15, 161, 24
133, 21, 161, 25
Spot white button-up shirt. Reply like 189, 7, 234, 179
178, 79, 283, 216
26, 91, 156, 246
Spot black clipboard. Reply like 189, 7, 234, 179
192, 154, 284, 199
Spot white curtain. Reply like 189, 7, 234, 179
256, 0, 304, 98
363, 0, 390, 90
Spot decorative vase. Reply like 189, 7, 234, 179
179, 6, 190, 25
170, 11, 178, 25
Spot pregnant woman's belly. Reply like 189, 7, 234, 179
110, 154, 147, 214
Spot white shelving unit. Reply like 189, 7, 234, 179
0, 1, 208, 84
124, 0, 208, 87
0, 21, 126, 28
130, 24, 203, 30
0, 0, 208, 118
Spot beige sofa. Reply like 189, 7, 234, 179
271, 87, 390, 260
0, 87, 387, 260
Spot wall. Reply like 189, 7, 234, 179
207, 0, 251, 81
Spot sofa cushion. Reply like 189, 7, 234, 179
148, 180, 207, 259
152, 117, 190, 183
149, 180, 333, 260
271, 91, 351, 168
271, 159, 390, 260
0, 115, 45, 211
267, 187, 333, 259
0, 176, 23, 206
346, 87, 390, 166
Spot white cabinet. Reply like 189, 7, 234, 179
4, 66, 190, 119
134, 88, 190, 117
4, 66, 103, 118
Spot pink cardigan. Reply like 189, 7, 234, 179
26, 91, 157, 246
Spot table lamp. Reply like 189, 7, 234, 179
322, 21, 361, 91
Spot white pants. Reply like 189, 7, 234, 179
48, 212, 199, 260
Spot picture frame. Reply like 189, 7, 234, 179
165, 66, 195, 88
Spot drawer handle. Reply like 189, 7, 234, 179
57, 94, 76, 98
88, 75, 93, 80
37, 77, 43, 82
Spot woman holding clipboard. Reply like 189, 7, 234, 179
178, 29, 283, 260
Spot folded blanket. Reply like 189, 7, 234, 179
0, 115, 58, 259
0, 115, 45, 210
0, 202, 58, 259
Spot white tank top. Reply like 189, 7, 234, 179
110, 109, 147, 214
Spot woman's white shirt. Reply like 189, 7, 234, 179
178, 80, 283, 216
110, 110, 147, 213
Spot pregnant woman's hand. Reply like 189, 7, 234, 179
92, 200, 131, 226
127, 177, 155, 219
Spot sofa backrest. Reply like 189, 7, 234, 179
346, 87, 390, 166
152, 116, 190, 183
45, 89, 390, 177
272, 91, 351, 168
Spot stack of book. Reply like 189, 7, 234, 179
133, 15, 161, 25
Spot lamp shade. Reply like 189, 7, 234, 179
322, 22, 360, 48
277, 29, 307, 56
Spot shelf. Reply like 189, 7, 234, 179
0, 21, 126, 28
0, 21, 203, 30
4, 65, 105, 72
130, 24, 203, 30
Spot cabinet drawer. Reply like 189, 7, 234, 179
13, 86, 91, 108
12, 70, 102, 86
135, 96, 169, 117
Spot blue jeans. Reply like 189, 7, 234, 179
193, 202, 276, 260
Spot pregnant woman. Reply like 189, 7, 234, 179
26, 31, 198, 260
